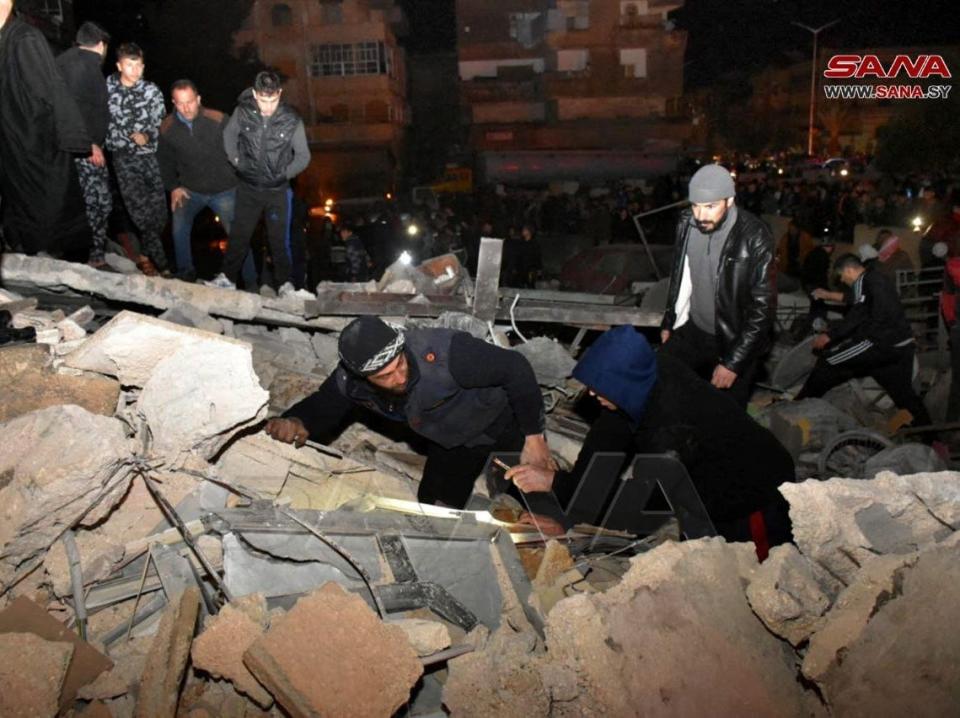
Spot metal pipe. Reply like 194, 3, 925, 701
61, 531, 87, 640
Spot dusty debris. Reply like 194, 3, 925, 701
158, 305, 224, 335
391, 617, 452, 656
135, 586, 201, 718
0, 405, 135, 593
781, 471, 960, 584
532, 540, 575, 589
862, 443, 948, 477
746, 543, 843, 646
244, 582, 422, 718
513, 337, 576, 387
191, 597, 273, 708
0, 632, 74, 718
0, 344, 120, 423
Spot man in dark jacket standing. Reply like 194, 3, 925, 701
158, 79, 239, 281
56, 21, 112, 266
796, 254, 931, 426
660, 164, 775, 406
264, 317, 554, 509
208, 71, 310, 294
0, 0, 91, 255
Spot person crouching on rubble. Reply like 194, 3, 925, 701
506, 326, 794, 547
265, 316, 554, 508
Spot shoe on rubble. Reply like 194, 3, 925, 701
204, 273, 236, 290
278, 281, 296, 298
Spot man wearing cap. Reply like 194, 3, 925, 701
660, 164, 775, 406
264, 317, 552, 508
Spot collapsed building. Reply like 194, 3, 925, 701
0, 248, 958, 717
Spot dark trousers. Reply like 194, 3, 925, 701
112, 153, 168, 270
222, 183, 290, 286
797, 342, 931, 426
417, 421, 525, 509
947, 323, 960, 423
659, 322, 758, 407
75, 158, 112, 263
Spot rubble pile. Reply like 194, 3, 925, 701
1, 276, 959, 717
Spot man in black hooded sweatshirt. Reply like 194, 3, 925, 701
506, 326, 794, 548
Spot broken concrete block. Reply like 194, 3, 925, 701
818, 539, 960, 716
158, 305, 224, 335
192, 602, 273, 708
444, 628, 549, 718
35, 326, 62, 344
513, 337, 576, 387
0, 596, 113, 712
0, 344, 120, 424
756, 398, 859, 453
863, 444, 948, 478
66, 305, 96, 327
781, 472, 960, 585
64, 310, 260, 386
135, 586, 201, 718
309, 331, 340, 371
104, 252, 138, 273
543, 539, 812, 717
802, 552, 918, 684
2, 254, 265, 321
0, 633, 74, 718
746, 543, 843, 646
0, 405, 133, 593
430, 311, 488, 338
533, 539, 575, 589
391, 618, 451, 656
56, 317, 87, 342
138, 340, 268, 460
244, 582, 422, 718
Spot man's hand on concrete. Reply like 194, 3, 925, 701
130, 131, 148, 146
520, 433, 556, 470
265, 417, 309, 447
89, 144, 105, 167
711, 364, 738, 390
505, 464, 556, 494
660, 329, 671, 344
170, 187, 191, 212
812, 333, 831, 350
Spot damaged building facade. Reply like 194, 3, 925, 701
1, 247, 959, 717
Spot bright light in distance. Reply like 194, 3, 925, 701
386, 192, 393, 200
325, 198, 334, 207
912, 216, 924, 230
399, 251, 413, 266
407, 224, 419, 236
214, 215, 220, 223
777, 168, 784, 175
840, 168, 849, 177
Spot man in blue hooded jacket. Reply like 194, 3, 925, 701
506, 326, 793, 546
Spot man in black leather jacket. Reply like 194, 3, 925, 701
660, 165, 775, 406
208, 71, 310, 293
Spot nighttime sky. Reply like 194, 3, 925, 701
400, 0, 956, 87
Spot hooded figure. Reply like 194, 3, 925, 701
507, 326, 794, 547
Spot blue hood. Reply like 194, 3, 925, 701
573, 326, 658, 423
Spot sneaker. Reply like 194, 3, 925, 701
278, 281, 296, 298
204, 273, 236, 290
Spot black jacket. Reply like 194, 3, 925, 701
223, 88, 310, 190
661, 207, 776, 374
828, 268, 913, 348
55, 47, 108, 146
157, 108, 237, 194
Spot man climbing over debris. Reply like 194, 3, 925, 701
265, 317, 554, 508
505, 326, 794, 547
796, 253, 931, 427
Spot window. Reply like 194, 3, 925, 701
557, 48, 589, 73
271, 3, 293, 27
559, 0, 590, 30
319, 0, 343, 24
619, 1, 648, 26
620, 48, 647, 78
310, 42, 387, 77
508, 12, 543, 49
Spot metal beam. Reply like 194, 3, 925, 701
472, 237, 503, 322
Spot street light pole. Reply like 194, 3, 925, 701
793, 19, 839, 157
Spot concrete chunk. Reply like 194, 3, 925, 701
191, 599, 273, 708
391, 618, 451, 656
746, 543, 843, 646
138, 340, 268, 460
135, 586, 201, 718
0, 633, 74, 718
244, 582, 422, 718
781, 472, 960, 585
0, 344, 120, 424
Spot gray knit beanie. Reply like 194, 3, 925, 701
688, 165, 736, 203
